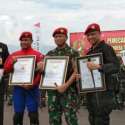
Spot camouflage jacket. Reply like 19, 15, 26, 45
46, 44, 79, 93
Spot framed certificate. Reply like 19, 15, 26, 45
9, 55, 36, 85
40, 56, 69, 89
0, 69, 4, 81
77, 53, 106, 93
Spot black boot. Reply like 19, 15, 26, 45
29, 112, 39, 125
13, 112, 23, 125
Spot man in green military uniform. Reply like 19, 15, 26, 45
46, 27, 79, 125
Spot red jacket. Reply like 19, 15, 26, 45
4, 47, 44, 87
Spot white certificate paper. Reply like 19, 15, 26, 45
79, 59, 94, 89
77, 53, 105, 93
0, 69, 4, 81
10, 56, 35, 85
41, 56, 69, 89
91, 57, 102, 88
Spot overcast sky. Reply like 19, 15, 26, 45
0, 0, 125, 53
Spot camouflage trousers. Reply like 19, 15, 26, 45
47, 90, 79, 125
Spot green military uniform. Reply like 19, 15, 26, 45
115, 63, 125, 109
46, 44, 79, 125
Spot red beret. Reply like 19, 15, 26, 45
19, 32, 32, 41
84, 23, 100, 35
52, 27, 68, 37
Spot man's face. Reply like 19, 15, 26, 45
54, 34, 67, 47
86, 31, 101, 46
20, 37, 32, 49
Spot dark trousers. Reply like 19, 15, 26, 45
86, 91, 114, 125
0, 79, 4, 125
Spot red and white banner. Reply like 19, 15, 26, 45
70, 30, 125, 56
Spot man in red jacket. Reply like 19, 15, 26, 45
4, 32, 44, 125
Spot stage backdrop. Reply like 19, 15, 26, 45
70, 30, 125, 56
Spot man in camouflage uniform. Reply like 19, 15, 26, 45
115, 56, 125, 109
84, 23, 120, 125
46, 27, 79, 125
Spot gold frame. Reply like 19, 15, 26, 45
9, 55, 36, 86
39, 56, 69, 89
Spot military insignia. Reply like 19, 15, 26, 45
91, 25, 95, 29
0, 48, 2, 52
0, 58, 2, 64
60, 29, 64, 33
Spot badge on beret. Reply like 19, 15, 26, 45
0, 58, 2, 65
60, 29, 64, 33
25, 33, 29, 36
91, 25, 95, 29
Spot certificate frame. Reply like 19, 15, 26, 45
77, 53, 106, 93
39, 56, 69, 89
9, 55, 36, 86
0, 69, 4, 81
